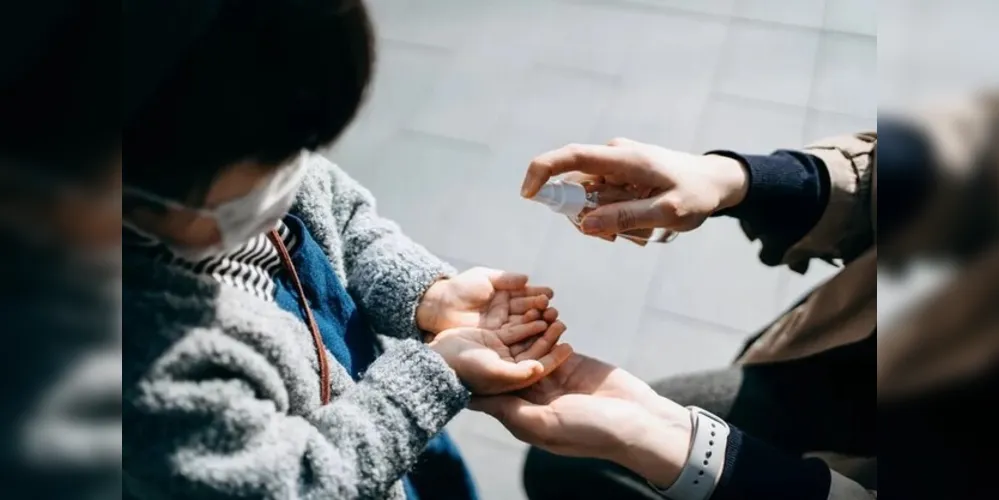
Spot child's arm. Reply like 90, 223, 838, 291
126, 331, 467, 499
125, 321, 570, 499
297, 154, 454, 340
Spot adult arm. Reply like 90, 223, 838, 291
608, 405, 876, 499
709, 132, 877, 272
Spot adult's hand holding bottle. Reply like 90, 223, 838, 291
521, 138, 750, 238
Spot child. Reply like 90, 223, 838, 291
122, 1, 571, 499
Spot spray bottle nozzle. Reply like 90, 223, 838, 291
530, 180, 593, 218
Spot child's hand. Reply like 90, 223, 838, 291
429, 320, 573, 395
416, 267, 558, 335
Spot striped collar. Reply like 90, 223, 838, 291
123, 220, 298, 301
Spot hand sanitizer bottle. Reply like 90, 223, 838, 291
530, 179, 677, 245
530, 179, 598, 224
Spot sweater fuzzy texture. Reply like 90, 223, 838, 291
123, 154, 468, 499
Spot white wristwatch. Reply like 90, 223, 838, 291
650, 406, 730, 500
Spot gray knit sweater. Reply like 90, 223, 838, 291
123, 154, 470, 499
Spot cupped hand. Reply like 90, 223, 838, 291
429, 320, 573, 395
521, 138, 750, 238
417, 267, 558, 335
470, 353, 693, 486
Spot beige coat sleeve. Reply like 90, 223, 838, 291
781, 133, 878, 271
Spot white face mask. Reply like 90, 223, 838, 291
124, 153, 307, 261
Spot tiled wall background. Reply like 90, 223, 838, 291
325, 1, 987, 498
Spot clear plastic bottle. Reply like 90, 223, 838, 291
530, 179, 676, 245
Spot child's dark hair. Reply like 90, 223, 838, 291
124, 0, 375, 202
0, 1, 118, 184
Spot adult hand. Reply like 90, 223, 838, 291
417, 267, 559, 335
470, 353, 694, 488
429, 321, 573, 395
521, 138, 749, 238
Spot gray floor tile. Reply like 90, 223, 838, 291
735, 0, 826, 28
590, 14, 728, 149
531, 3, 648, 77
498, 66, 620, 148
904, 0, 999, 77
374, 0, 485, 48
624, 309, 748, 382
408, 56, 526, 144
621, 12, 729, 84
824, 0, 877, 36
803, 110, 875, 143
436, 150, 556, 273
589, 79, 709, 151
329, 41, 451, 167
810, 33, 877, 118
622, 0, 738, 16
447, 430, 529, 500
877, 63, 918, 111
714, 20, 821, 107
456, 1, 558, 65
646, 217, 788, 332
695, 94, 807, 153
345, 130, 492, 252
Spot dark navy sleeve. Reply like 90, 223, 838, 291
875, 117, 935, 240
708, 149, 829, 263
712, 426, 831, 500
711, 121, 934, 253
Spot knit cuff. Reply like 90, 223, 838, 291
708, 149, 829, 267
362, 338, 470, 434
713, 426, 831, 500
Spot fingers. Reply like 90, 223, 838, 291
579, 197, 670, 235
508, 337, 534, 358
508, 308, 542, 326
515, 321, 567, 362
532, 343, 574, 379
494, 344, 573, 393
562, 172, 604, 186
487, 269, 530, 290
483, 290, 511, 329
570, 216, 617, 242
508, 309, 560, 357
510, 295, 549, 315
498, 320, 549, 344
522, 144, 652, 198
510, 286, 555, 299
542, 307, 559, 323
506, 307, 556, 328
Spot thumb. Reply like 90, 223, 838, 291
489, 360, 546, 393
474, 359, 545, 396
580, 198, 668, 234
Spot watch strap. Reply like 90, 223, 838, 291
654, 406, 730, 500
